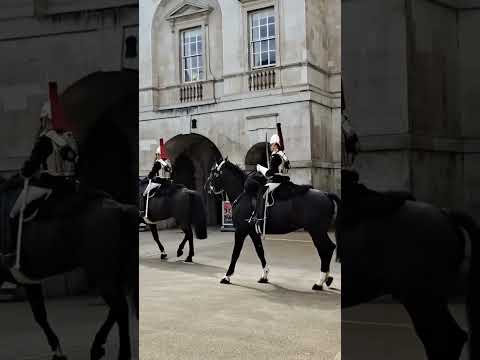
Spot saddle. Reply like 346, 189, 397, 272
341, 181, 415, 225
148, 183, 183, 198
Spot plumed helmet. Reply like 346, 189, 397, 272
159, 138, 169, 160
40, 101, 52, 119
270, 134, 280, 145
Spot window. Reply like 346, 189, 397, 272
249, 8, 276, 68
182, 28, 204, 83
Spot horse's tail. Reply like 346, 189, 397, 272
189, 191, 207, 240
447, 210, 478, 360
120, 203, 139, 319
325, 192, 341, 262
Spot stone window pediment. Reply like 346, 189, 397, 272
166, 1, 212, 23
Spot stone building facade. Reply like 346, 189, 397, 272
0, 0, 138, 297
140, 0, 341, 224
343, 0, 480, 219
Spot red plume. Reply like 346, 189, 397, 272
48, 82, 69, 131
159, 138, 169, 160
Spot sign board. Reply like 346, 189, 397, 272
221, 200, 235, 232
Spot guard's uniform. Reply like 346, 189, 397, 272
251, 134, 291, 233
10, 86, 79, 219
141, 139, 172, 218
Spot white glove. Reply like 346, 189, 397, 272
256, 164, 268, 176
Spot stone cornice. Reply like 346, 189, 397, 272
358, 133, 480, 153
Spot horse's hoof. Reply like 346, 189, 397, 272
220, 278, 231, 284
177, 249, 183, 257
160, 253, 168, 260
184, 257, 193, 263
325, 276, 334, 287
258, 277, 269, 284
52, 355, 68, 360
312, 284, 323, 291
90, 346, 105, 360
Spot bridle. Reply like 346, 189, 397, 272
205, 160, 226, 196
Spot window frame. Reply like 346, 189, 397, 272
248, 7, 277, 70
180, 26, 205, 83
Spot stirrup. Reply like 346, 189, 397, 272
10, 267, 41, 285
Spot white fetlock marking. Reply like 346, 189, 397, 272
223, 275, 230, 282
54, 345, 64, 357
261, 266, 270, 279
316, 272, 330, 286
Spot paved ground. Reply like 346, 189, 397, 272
0, 293, 138, 359
139, 227, 341, 360
342, 297, 470, 360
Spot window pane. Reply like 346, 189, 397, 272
269, 39, 275, 51
260, 25, 267, 38
192, 69, 199, 81
268, 24, 275, 37
254, 53, 260, 67
269, 51, 276, 64
198, 55, 203, 67
198, 40, 202, 53
268, 16, 275, 24
192, 56, 197, 68
199, 69, 204, 80
197, 33, 202, 42
184, 43, 190, 56
261, 52, 268, 65
252, 17, 259, 27
260, 16, 267, 25
184, 70, 191, 82
253, 42, 260, 54
253, 27, 260, 41
261, 40, 268, 53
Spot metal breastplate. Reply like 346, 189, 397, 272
41, 130, 78, 177
159, 160, 172, 179
276, 151, 289, 174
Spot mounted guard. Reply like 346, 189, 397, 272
251, 123, 293, 236
141, 138, 173, 221
8, 81, 79, 282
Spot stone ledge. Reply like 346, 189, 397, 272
359, 134, 480, 153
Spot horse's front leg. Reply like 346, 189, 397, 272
249, 230, 269, 283
221, 230, 247, 284
149, 224, 167, 259
25, 284, 67, 360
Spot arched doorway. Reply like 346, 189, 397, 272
166, 134, 222, 226
172, 154, 195, 190
60, 70, 138, 204
245, 142, 271, 170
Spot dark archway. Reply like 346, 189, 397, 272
166, 133, 222, 226
60, 70, 138, 204
172, 154, 195, 190
245, 142, 271, 170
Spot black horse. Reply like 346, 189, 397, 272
339, 114, 475, 359
338, 177, 476, 360
206, 158, 340, 290
139, 178, 207, 262
0, 175, 138, 360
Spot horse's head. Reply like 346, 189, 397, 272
206, 157, 229, 196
